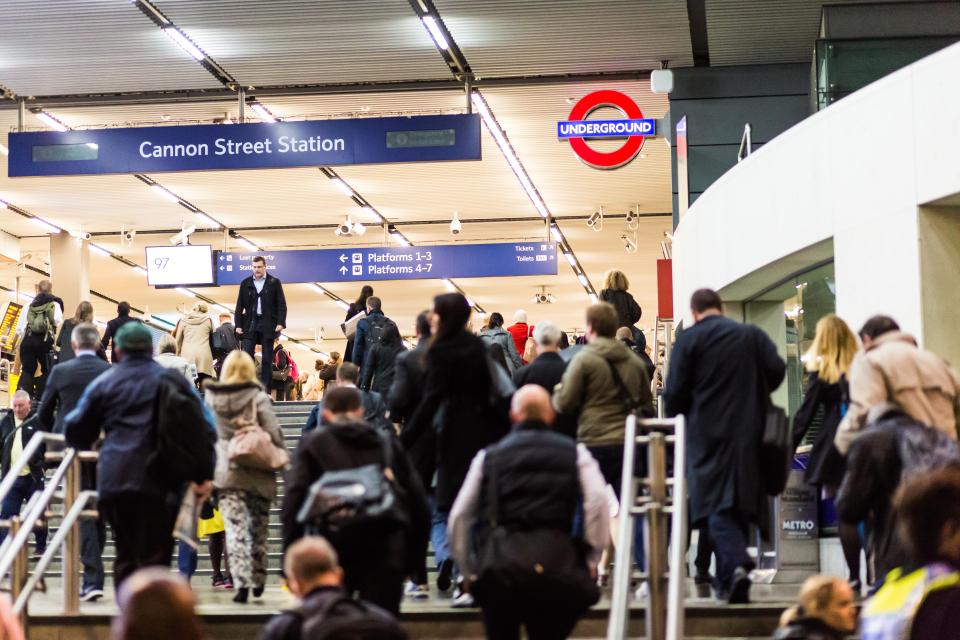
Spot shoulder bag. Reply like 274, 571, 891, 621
227, 397, 290, 471
470, 449, 600, 612
755, 330, 791, 496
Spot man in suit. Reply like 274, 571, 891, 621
234, 255, 287, 390
513, 321, 576, 439
0, 390, 48, 558
36, 322, 112, 601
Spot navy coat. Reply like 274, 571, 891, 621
663, 315, 785, 527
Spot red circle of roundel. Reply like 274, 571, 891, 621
566, 90, 645, 169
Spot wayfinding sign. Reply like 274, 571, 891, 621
557, 90, 655, 170
7, 113, 481, 177
214, 242, 557, 286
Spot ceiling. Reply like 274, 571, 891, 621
0, 0, 873, 355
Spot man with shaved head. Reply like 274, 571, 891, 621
448, 385, 609, 639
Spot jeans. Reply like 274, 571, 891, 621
177, 540, 198, 580
80, 516, 106, 590
587, 444, 645, 568
707, 509, 753, 589
0, 475, 48, 551
430, 496, 451, 568
241, 317, 275, 390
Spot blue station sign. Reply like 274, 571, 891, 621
7, 113, 481, 177
214, 242, 558, 286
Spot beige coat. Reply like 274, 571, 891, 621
175, 311, 215, 378
835, 331, 960, 454
302, 372, 324, 401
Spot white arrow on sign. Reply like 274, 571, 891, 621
339, 254, 348, 263
339, 266, 348, 275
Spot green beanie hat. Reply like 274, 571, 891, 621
114, 322, 152, 352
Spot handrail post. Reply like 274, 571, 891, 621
9, 516, 27, 631
646, 431, 668, 640
607, 414, 638, 640
63, 452, 81, 614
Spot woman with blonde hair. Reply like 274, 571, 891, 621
599, 269, 643, 344
774, 575, 856, 639
793, 313, 862, 589
175, 302, 215, 383
55, 300, 96, 364
205, 350, 284, 604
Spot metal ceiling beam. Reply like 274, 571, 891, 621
0, 71, 651, 111
686, 0, 711, 67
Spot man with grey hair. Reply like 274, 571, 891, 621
513, 321, 576, 438
449, 385, 608, 638
0, 389, 49, 557
36, 321, 111, 601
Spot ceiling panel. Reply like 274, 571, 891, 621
0, 0, 216, 96
435, 0, 694, 76
706, 0, 927, 66
154, 0, 453, 87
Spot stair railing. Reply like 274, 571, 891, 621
0, 431, 97, 629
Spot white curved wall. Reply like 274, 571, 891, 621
673, 41, 960, 341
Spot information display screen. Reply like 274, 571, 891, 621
146, 245, 214, 287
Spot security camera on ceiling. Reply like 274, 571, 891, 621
79, 231, 92, 241
170, 224, 196, 246
450, 212, 462, 235
120, 226, 136, 247
532, 286, 556, 305
334, 216, 365, 237
586, 206, 603, 232
621, 233, 637, 254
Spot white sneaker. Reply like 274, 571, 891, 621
451, 591, 475, 608
404, 582, 429, 600
634, 581, 649, 600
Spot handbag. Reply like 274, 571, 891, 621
272, 349, 291, 382
470, 452, 600, 612
755, 331, 790, 496
227, 399, 290, 471
341, 310, 366, 339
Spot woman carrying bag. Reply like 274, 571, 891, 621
206, 350, 288, 604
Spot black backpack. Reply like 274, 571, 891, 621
291, 594, 407, 640
296, 431, 409, 535
146, 370, 215, 489
363, 315, 395, 352
210, 325, 239, 357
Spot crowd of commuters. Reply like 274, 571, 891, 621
1, 259, 960, 640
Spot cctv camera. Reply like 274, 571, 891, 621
336, 221, 352, 236
80, 232, 92, 241
450, 213, 462, 235
121, 229, 137, 246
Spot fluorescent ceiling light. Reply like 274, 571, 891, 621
470, 92, 550, 219
550, 225, 563, 243
578, 274, 589, 287
35, 112, 68, 132
361, 206, 385, 222
335, 300, 350, 311
0, 200, 6, 210
89, 244, 111, 257
330, 177, 354, 197
442, 279, 456, 292
235, 236, 258, 251
564, 252, 577, 268
0, 143, 8, 156
390, 232, 410, 247
163, 27, 205, 60
30, 217, 61, 234
193, 212, 221, 228
249, 103, 276, 123
465, 298, 474, 308
18, 292, 34, 302
175, 288, 196, 298
589, 293, 599, 304
421, 16, 449, 50
308, 284, 326, 295
150, 183, 179, 203
133, 266, 148, 276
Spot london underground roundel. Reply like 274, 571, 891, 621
556, 90, 655, 170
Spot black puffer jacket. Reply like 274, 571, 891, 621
600, 288, 641, 329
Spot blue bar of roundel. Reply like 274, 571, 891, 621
7, 113, 481, 177
212, 242, 558, 286
556, 118, 656, 139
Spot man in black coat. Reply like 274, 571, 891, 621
101, 301, 140, 364
664, 289, 785, 604
512, 321, 577, 439
302, 363, 391, 434
282, 387, 429, 615
35, 322, 111, 600
234, 255, 287, 389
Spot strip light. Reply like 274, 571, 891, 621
335, 300, 350, 311
133, 266, 148, 276
35, 112, 69, 132
330, 177, 354, 197
442, 279, 456, 293
307, 284, 326, 295
193, 212, 221, 228
0, 200, 6, 210
30, 217, 61, 234
249, 102, 277, 123
163, 27, 205, 61
150, 184, 179, 203
234, 235, 259, 252
89, 244, 111, 257
175, 288, 196, 298
589, 293, 599, 304
471, 92, 549, 219
421, 16, 449, 50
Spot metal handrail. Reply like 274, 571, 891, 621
14, 490, 96, 614
607, 413, 687, 640
0, 432, 64, 504
737, 123, 752, 162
